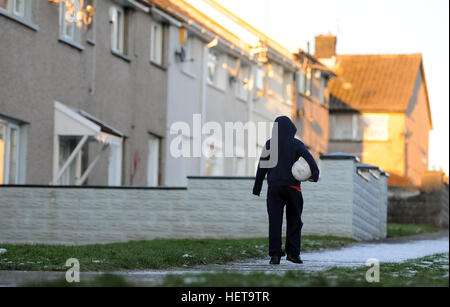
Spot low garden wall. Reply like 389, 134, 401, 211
388, 183, 449, 228
0, 154, 388, 245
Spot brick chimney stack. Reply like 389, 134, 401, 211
314, 34, 337, 59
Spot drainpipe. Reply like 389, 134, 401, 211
198, 37, 218, 175
247, 65, 256, 176
198, 45, 209, 175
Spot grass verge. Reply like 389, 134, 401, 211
160, 253, 449, 287
0, 235, 354, 272
387, 223, 442, 238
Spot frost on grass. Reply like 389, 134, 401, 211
183, 276, 207, 284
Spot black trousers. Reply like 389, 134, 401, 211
266, 185, 304, 257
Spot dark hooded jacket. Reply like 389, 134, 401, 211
252, 116, 320, 196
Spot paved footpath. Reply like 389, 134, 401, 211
0, 231, 448, 286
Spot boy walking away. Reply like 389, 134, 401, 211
252, 116, 319, 265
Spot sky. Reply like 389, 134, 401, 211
205, 0, 449, 175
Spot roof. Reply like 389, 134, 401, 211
329, 54, 429, 114
141, 0, 316, 68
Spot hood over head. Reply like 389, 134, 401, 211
273, 116, 297, 138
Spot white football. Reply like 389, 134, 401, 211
292, 157, 312, 182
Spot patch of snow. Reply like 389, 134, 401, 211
211, 236, 449, 272
183, 277, 206, 284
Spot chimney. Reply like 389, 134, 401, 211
314, 34, 337, 59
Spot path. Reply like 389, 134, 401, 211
0, 231, 448, 286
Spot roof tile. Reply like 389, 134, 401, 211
329, 54, 423, 112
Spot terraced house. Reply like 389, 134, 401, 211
0, 0, 332, 187
315, 34, 433, 187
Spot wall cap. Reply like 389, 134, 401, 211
0, 185, 187, 191
320, 152, 360, 162
357, 163, 380, 170
187, 176, 256, 180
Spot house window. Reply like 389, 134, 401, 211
13, 0, 23, 16
0, 119, 22, 184
256, 67, 264, 90
207, 50, 226, 90
283, 70, 293, 105
330, 113, 389, 141
297, 70, 306, 94
330, 113, 360, 141
204, 141, 224, 176
147, 134, 161, 187
150, 21, 164, 65
236, 63, 250, 101
181, 36, 195, 75
306, 68, 312, 96
85, 0, 95, 44
361, 114, 389, 141
110, 5, 126, 54
0, 0, 34, 25
58, 137, 78, 185
1, 0, 24, 17
59, 0, 83, 46
108, 138, 123, 186
319, 76, 326, 104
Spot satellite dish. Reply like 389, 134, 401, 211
292, 157, 311, 182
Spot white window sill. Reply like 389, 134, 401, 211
207, 82, 226, 94
112, 50, 132, 62
0, 8, 39, 31
150, 60, 167, 70
150, 59, 164, 66
181, 69, 196, 79
329, 139, 363, 143
284, 100, 293, 106
235, 95, 248, 103
58, 37, 84, 51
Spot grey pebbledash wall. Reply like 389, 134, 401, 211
0, 154, 388, 245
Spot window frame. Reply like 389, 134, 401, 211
361, 114, 389, 141
283, 70, 293, 106
0, 0, 37, 31
297, 70, 306, 94
235, 62, 250, 101
147, 134, 161, 187
85, 0, 96, 44
60, 1, 75, 42
0, 120, 20, 185
207, 50, 227, 91
58, 0, 84, 50
181, 35, 195, 76
305, 67, 312, 96
330, 113, 360, 141
13, 0, 24, 17
110, 4, 126, 55
150, 20, 164, 66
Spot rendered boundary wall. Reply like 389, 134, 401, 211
0, 154, 388, 245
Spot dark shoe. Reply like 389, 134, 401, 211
269, 256, 281, 265
286, 255, 303, 264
